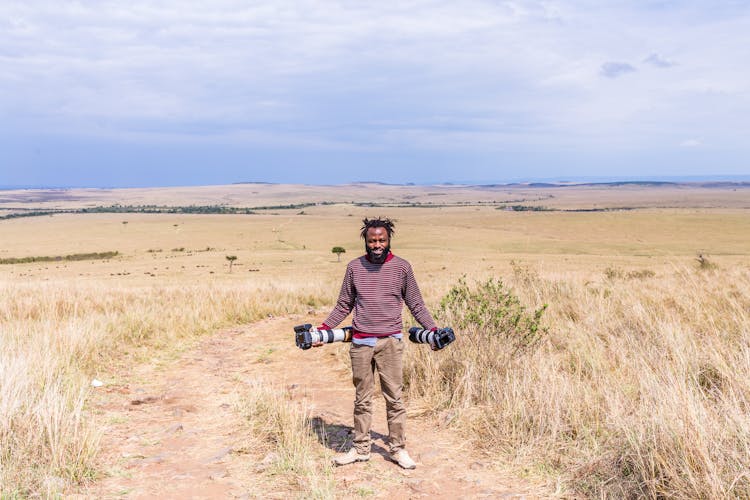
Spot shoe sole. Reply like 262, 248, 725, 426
333, 456, 370, 466
389, 457, 416, 469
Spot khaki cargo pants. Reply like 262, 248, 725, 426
350, 336, 406, 455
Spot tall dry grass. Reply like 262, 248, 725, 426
236, 378, 336, 499
405, 263, 750, 497
0, 279, 331, 496
5, 264, 748, 497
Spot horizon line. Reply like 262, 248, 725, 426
3, 174, 750, 191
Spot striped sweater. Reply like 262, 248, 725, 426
323, 252, 437, 337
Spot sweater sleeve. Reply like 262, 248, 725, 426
323, 263, 356, 328
402, 262, 437, 330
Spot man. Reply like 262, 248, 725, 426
316, 217, 437, 470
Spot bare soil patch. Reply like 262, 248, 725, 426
78, 316, 536, 498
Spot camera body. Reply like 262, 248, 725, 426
294, 323, 353, 350
408, 327, 456, 350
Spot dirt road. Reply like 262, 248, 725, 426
78, 316, 535, 499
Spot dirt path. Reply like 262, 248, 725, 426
77, 316, 536, 499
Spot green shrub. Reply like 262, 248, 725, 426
404, 277, 548, 410
437, 276, 548, 358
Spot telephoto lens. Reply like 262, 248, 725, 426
408, 327, 456, 350
294, 324, 353, 350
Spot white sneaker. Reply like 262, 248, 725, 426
390, 449, 416, 469
333, 448, 370, 466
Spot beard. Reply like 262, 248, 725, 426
365, 244, 390, 264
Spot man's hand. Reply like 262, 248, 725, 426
312, 325, 325, 347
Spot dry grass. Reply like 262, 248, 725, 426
405, 263, 750, 497
236, 379, 336, 499
0, 280, 330, 495
1, 184, 749, 497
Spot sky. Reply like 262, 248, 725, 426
2, 0, 749, 187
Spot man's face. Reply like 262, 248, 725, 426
365, 227, 390, 262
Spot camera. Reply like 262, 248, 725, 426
294, 323, 353, 350
408, 327, 456, 350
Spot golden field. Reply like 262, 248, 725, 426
1, 183, 749, 497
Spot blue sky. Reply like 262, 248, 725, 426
2, 1, 749, 187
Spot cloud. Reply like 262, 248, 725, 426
600, 62, 636, 78
644, 53, 674, 68
1, 0, 749, 164
680, 138, 703, 148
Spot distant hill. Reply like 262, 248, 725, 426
480, 181, 750, 189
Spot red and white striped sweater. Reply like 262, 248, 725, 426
323, 252, 437, 338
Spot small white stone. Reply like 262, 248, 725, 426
91, 379, 104, 387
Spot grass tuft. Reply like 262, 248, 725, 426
237, 379, 335, 498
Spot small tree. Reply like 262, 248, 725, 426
226, 255, 237, 273
332, 246, 346, 262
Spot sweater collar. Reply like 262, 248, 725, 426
365, 251, 394, 264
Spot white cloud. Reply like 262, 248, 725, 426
644, 53, 675, 68
680, 138, 703, 148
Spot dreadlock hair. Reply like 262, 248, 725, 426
360, 217, 396, 239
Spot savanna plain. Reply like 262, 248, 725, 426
1, 182, 749, 498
